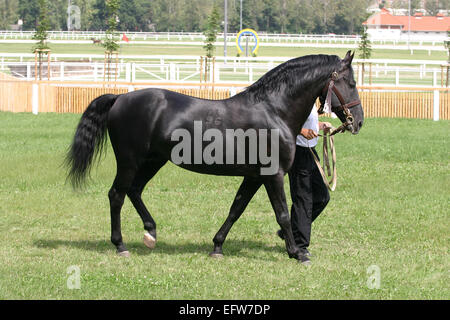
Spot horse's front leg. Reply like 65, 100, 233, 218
263, 174, 303, 262
210, 177, 262, 258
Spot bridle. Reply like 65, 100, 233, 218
309, 70, 361, 192
318, 71, 361, 135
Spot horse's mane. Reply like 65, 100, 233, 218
245, 54, 342, 102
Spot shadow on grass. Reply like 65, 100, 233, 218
33, 238, 285, 261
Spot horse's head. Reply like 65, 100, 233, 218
319, 51, 364, 135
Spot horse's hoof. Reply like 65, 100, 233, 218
143, 232, 156, 249
209, 252, 224, 259
117, 250, 130, 258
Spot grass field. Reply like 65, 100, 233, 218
0, 42, 447, 61
0, 112, 448, 300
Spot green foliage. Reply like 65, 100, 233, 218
4, 0, 450, 34
32, 0, 50, 51
0, 0, 399, 34
203, 5, 221, 58
102, 0, 120, 53
0, 0, 19, 29
358, 27, 372, 60
17, 0, 39, 30
425, 0, 447, 15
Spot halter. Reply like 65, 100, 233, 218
319, 71, 361, 135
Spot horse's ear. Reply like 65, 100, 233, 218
342, 50, 354, 67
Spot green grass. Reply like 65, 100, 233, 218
0, 42, 447, 61
0, 112, 448, 299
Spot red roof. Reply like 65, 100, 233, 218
363, 8, 450, 32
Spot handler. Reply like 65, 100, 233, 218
277, 107, 332, 265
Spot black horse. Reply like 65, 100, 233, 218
66, 51, 364, 262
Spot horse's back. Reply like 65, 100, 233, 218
107, 88, 213, 161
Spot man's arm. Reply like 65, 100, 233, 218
300, 122, 333, 140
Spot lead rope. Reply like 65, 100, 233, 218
308, 130, 337, 192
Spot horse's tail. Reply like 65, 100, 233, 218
65, 94, 119, 188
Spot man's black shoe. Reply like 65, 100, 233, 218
276, 230, 313, 257
299, 253, 311, 266
299, 247, 313, 258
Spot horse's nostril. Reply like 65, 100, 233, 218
358, 121, 363, 129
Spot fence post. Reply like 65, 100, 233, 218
125, 63, 131, 82
357, 64, 362, 86
60, 62, 65, 81
93, 62, 98, 82
433, 90, 439, 121
131, 63, 136, 82
169, 63, 176, 81
32, 83, 39, 115
27, 62, 31, 80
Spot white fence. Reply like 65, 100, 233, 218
0, 30, 448, 46
2, 58, 449, 87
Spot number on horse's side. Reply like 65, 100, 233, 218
65, 51, 364, 262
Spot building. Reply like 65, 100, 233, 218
363, 7, 450, 42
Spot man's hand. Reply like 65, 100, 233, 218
300, 128, 318, 140
319, 122, 333, 133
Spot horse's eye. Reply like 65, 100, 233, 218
343, 75, 356, 88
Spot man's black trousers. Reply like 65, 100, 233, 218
288, 145, 330, 249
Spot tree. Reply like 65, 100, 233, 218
392, 0, 422, 14
32, 0, 50, 51
4, 0, 397, 35
32, 0, 50, 80
103, 0, 120, 82
18, 0, 40, 30
358, 26, 372, 59
285, 0, 315, 34
332, 0, 370, 34
425, 0, 440, 15
0, 0, 18, 29
91, 0, 108, 31
202, 4, 220, 83
118, 0, 150, 31
75, 0, 95, 31
260, 0, 280, 32
203, 5, 221, 58
358, 26, 372, 85
103, 0, 120, 53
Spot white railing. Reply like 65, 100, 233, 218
1, 59, 449, 87
0, 30, 448, 46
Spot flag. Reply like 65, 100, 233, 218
122, 33, 129, 43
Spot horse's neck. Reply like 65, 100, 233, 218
282, 72, 331, 135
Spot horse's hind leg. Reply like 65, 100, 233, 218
127, 158, 167, 250
109, 166, 137, 257
210, 177, 262, 258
